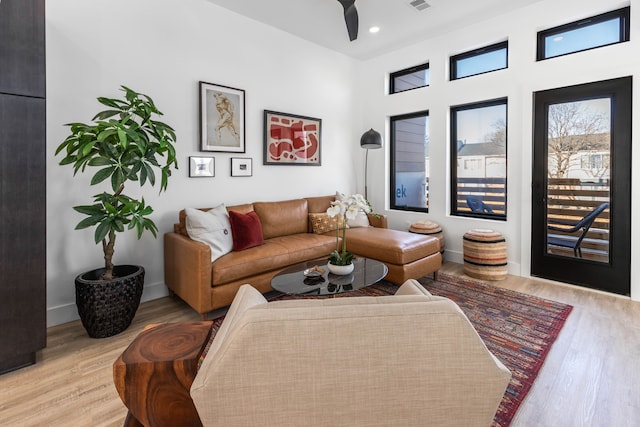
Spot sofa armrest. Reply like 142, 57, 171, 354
367, 213, 387, 228
164, 232, 212, 315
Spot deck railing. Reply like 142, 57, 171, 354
455, 177, 507, 215
546, 178, 610, 261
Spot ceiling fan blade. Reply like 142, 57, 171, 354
338, 0, 359, 41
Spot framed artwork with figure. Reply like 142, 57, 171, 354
200, 81, 245, 152
263, 110, 321, 166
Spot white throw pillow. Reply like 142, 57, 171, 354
185, 205, 233, 262
335, 191, 370, 228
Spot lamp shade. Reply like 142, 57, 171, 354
360, 128, 382, 149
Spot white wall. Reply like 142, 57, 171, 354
357, 0, 640, 301
46, 0, 360, 326
45, 0, 639, 327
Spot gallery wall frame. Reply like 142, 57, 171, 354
263, 110, 322, 166
200, 81, 245, 153
189, 156, 215, 177
231, 157, 253, 177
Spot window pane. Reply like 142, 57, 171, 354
544, 18, 621, 58
546, 98, 611, 262
451, 100, 507, 218
391, 64, 429, 93
538, 7, 629, 60
455, 48, 507, 79
451, 42, 508, 80
391, 112, 429, 211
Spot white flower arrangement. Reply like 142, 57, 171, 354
326, 194, 371, 266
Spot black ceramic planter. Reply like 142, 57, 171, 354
75, 265, 145, 338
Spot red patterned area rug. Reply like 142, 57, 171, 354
207, 273, 572, 427
419, 273, 573, 427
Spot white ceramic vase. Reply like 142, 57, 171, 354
327, 262, 354, 275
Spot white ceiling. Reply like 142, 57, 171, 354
206, 0, 544, 60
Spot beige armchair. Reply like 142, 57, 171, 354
191, 280, 511, 426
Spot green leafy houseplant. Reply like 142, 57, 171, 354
56, 86, 178, 280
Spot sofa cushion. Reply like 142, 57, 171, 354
305, 195, 335, 213
253, 199, 309, 239
210, 233, 335, 286
344, 227, 440, 265
269, 233, 336, 264
229, 211, 264, 251
185, 205, 233, 262
308, 213, 345, 234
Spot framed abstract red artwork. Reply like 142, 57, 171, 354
263, 110, 322, 166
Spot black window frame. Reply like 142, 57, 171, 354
450, 41, 508, 81
536, 7, 630, 61
450, 98, 508, 220
390, 110, 430, 213
389, 63, 430, 94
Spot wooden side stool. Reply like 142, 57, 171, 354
113, 321, 213, 427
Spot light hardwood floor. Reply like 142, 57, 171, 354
1, 261, 638, 427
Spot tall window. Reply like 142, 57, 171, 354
451, 98, 507, 219
390, 63, 430, 94
390, 111, 429, 212
537, 7, 630, 60
450, 41, 508, 80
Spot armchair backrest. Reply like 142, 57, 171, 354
191, 281, 511, 426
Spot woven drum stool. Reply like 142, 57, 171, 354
409, 221, 445, 254
463, 229, 507, 281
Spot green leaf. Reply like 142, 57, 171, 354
80, 140, 97, 157
73, 204, 104, 215
97, 129, 117, 143
111, 168, 125, 191
117, 129, 127, 147
87, 156, 113, 167
97, 97, 124, 109
92, 110, 121, 121
94, 221, 111, 244
143, 162, 155, 186
90, 166, 115, 186
74, 215, 105, 230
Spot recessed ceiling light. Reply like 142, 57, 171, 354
369, 26, 380, 34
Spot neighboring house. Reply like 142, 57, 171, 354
456, 141, 506, 178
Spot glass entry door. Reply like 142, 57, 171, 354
531, 77, 631, 295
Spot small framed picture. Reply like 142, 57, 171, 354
199, 81, 245, 153
231, 157, 253, 177
264, 110, 322, 166
189, 156, 215, 177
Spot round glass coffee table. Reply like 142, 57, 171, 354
271, 257, 388, 296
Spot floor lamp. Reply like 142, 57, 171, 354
360, 128, 382, 200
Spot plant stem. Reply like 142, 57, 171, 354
102, 230, 116, 280
341, 214, 347, 255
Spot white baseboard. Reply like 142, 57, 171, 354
443, 250, 521, 276
46, 281, 169, 327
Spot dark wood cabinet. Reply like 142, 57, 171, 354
0, 0, 46, 374
0, 0, 46, 97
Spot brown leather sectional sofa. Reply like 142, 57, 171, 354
164, 195, 441, 317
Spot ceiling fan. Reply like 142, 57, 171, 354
337, 0, 359, 41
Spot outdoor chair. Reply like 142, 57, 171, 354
466, 195, 494, 213
547, 202, 609, 258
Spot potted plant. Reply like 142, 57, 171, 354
56, 86, 178, 338
326, 193, 371, 275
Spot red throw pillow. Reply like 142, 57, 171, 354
228, 210, 264, 251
